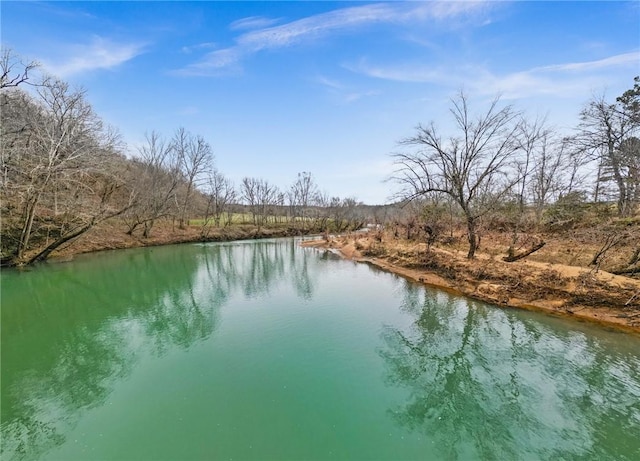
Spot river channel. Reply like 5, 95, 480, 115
1, 238, 639, 460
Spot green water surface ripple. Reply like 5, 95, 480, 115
1, 238, 639, 460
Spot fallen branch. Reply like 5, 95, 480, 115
590, 233, 628, 266
503, 241, 546, 262
625, 289, 640, 306
611, 265, 640, 276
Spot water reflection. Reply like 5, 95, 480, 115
1, 239, 316, 460
4, 240, 639, 460
379, 281, 640, 460
194, 239, 316, 302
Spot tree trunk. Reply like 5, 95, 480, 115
24, 204, 132, 265
143, 219, 155, 238
126, 221, 140, 236
179, 184, 193, 229
466, 216, 478, 259
16, 196, 39, 260
609, 142, 630, 217
26, 222, 94, 264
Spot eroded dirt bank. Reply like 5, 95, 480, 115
16, 220, 640, 333
302, 235, 640, 334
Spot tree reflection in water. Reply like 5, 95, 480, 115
1, 238, 317, 460
5, 242, 637, 461
379, 280, 640, 460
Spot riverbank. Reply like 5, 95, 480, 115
302, 234, 640, 334
42, 220, 318, 262
18, 220, 640, 333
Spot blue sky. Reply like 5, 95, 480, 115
2, 1, 638, 204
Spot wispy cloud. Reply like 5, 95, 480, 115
44, 36, 146, 77
314, 75, 345, 91
348, 51, 640, 99
345, 59, 453, 84
230, 16, 281, 31
35, 2, 97, 21
181, 42, 217, 54
475, 51, 640, 98
184, 48, 244, 76
176, 1, 492, 76
534, 51, 639, 73
344, 90, 380, 103
313, 74, 380, 104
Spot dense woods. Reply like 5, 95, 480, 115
1, 47, 639, 275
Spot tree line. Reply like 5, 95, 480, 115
2, 47, 638, 266
0, 48, 370, 266
392, 80, 640, 259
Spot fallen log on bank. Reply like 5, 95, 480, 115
503, 241, 546, 262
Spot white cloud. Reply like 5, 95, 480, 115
346, 59, 454, 84
179, 48, 243, 76
475, 51, 640, 99
235, 3, 398, 50
197, 48, 242, 70
314, 75, 344, 90
230, 16, 281, 31
534, 51, 640, 73
348, 51, 640, 99
344, 90, 381, 103
177, 1, 493, 76
181, 42, 217, 54
313, 74, 380, 103
44, 36, 145, 77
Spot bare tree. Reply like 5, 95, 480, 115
275, 191, 287, 224
206, 168, 236, 228
529, 135, 568, 222
514, 116, 551, 213
327, 197, 346, 232
124, 131, 180, 238
501, 116, 553, 253
26, 171, 134, 264
342, 197, 365, 230
313, 190, 330, 231
172, 127, 213, 229
392, 93, 522, 258
241, 177, 260, 225
1, 47, 39, 89
256, 179, 279, 225
289, 171, 318, 230
240, 177, 279, 225
1, 78, 131, 265
618, 136, 640, 206
576, 85, 639, 216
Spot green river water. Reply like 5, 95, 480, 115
1, 238, 639, 460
